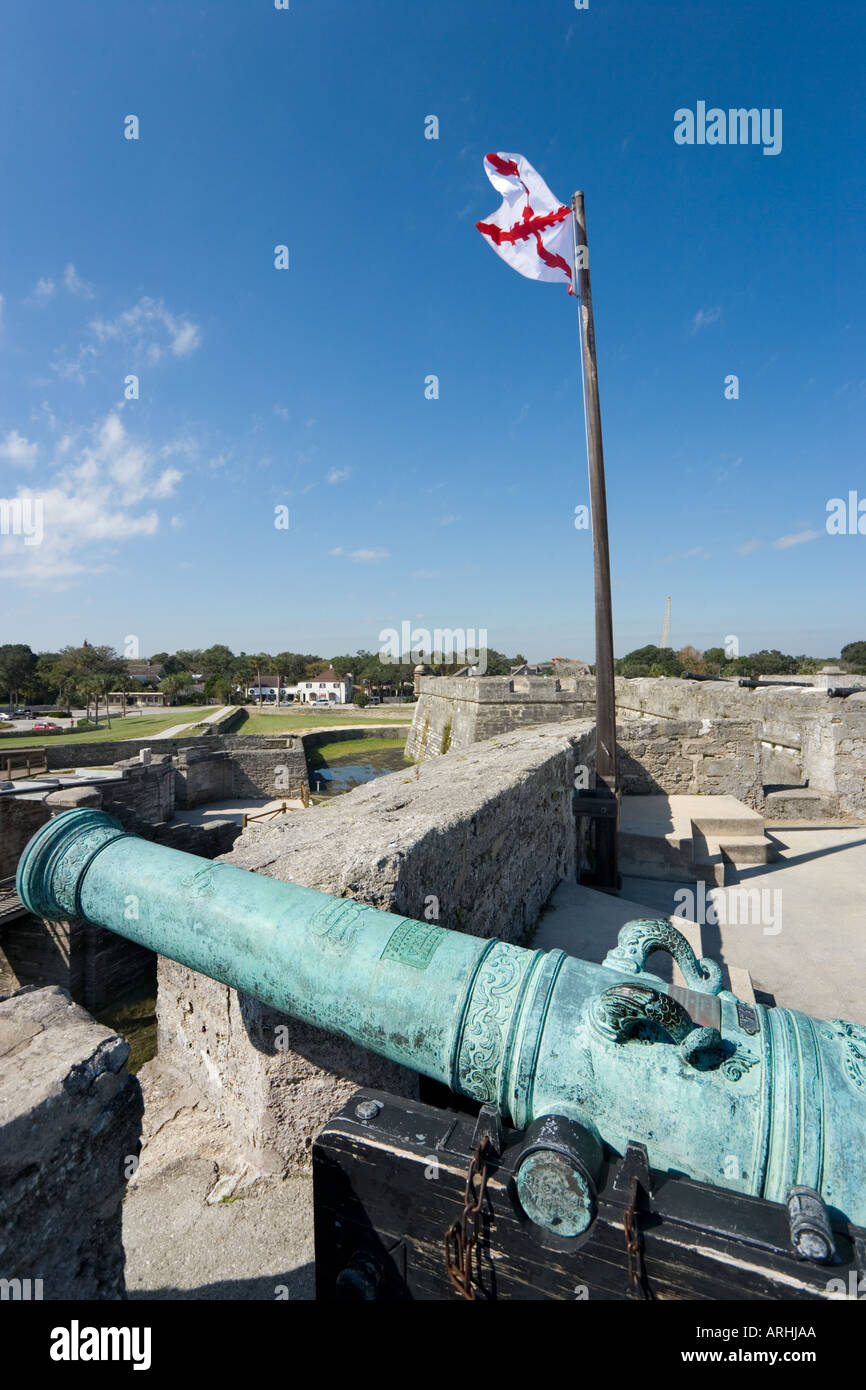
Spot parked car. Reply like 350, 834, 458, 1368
33, 719, 61, 733
367, 695, 381, 705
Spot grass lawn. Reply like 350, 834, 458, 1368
236, 709, 413, 734
0, 708, 206, 748
306, 736, 408, 766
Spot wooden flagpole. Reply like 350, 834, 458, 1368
572, 190, 619, 890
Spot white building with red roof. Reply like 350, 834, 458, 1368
246, 667, 353, 705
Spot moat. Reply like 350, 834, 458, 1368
306, 742, 409, 796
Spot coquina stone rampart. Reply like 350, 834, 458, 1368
614, 678, 866, 816
405, 675, 595, 762
0, 985, 141, 1299
616, 717, 763, 808
407, 675, 866, 817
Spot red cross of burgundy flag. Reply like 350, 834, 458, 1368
476, 152, 575, 293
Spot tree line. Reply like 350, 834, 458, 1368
614, 642, 866, 679
3, 638, 862, 717
0, 641, 524, 714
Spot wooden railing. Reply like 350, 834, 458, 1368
241, 801, 291, 829
0, 747, 48, 779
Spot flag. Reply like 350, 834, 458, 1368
476, 152, 575, 292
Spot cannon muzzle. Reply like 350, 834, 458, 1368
16, 809, 866, 1233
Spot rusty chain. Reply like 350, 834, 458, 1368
624, 1173, 650, 1299
444, 1135, 491, 1299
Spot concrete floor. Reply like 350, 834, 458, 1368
536, 826, 866, 1024
623, 826, 866, 1026
172, 796, 305, 826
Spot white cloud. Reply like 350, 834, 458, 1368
33, 277, 56, 301
52, 342, 99, 384
0, 409, 186, 586
773, 529, 821, 550
326, 467, 350, 484
0, 429, 38, 467
737, 539, 761, 554
88, 296, 202, 364
170, 321, 200, 357
63, 264, 95, 299
438, 513, 460, 526
690, 306, 721, 334
329, 546, 345, 556
350, 548, 389, 562
33, 401, 57, 432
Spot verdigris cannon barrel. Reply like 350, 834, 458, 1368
17, 809, 866, 1233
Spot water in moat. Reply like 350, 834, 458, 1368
307, 744, 408, 796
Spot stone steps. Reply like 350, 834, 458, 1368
619, 795, 777, 886
763, 787, 837, 820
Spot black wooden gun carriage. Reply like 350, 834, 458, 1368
313, 1089, 866, 1302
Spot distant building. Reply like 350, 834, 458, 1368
245, 674, 292, 703
106, 688, 167, 707
510, 662, 544, 677
290, 667, 353, 705
246, 668, 354, 705
550, 657, 591, 677
125, 662, 166, 687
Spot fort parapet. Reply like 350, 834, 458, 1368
407, 675, 866, 818
405, 675, 595, 761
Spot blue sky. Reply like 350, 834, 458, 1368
1, 0, 864, 662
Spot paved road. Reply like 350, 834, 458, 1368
152, 706, 234, 738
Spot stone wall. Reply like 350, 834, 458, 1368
615, 678, 866, 817
616, 717, 763, 808
301, 724, 410, 751
0, 986, 142, 1299
156, 720, 596, 1173
407, 675, 866, 818
201, 706, 245, 736
173, 747, 233, 807
406, 675, 595, 762
0, 795, 51, 879
174, 741, 310, 804
0, 914, 156, 1017
0, 781, 239, 1012
102, 756, 176, 824
43, 733, 220, 769
222, 733, 298, 749
1, 754, 184, 880
231, 746, 309, 799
